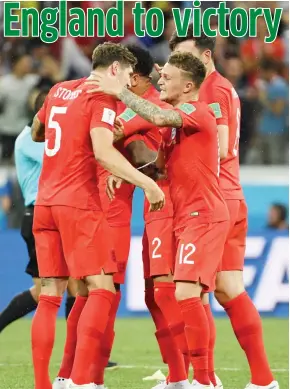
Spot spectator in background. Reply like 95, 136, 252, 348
241, 17, 285, 84
0, 54, 39, 162
267, 203, 289, 230
222, 54, 259, 163
247, 58, 288, 165
149, 11, 176, 64
0, 171, 12, 230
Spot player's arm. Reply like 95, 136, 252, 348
31, 92, 49, 142
31, 116, 45, 142
209, 88, 231, 160
91, 127, 164, 206
117, 88, 183, 128
87, 80, 183, 128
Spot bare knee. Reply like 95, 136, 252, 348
175, 281, 202, 302
67, 278, 79, 297
215, 271, 245, 305
40, 277, 68, 297
85, 271, 115, 293
153, 274, 174, 284
75, 279, 88, 297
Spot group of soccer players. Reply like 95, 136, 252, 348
23, 24, 278, 389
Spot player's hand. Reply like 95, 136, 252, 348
86, 72, 124, 97
113, 117, 125, 142
144, 181, 165, 212
106, 175, 123, 201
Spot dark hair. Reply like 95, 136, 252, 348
125, 44, 154, 77
272, 203, 288, 221
260, 58, 279, 73
169, 25, 216, 54
168, 52, 206, 89
92, 42, 137, 70
34, 91, 48, 114
11, 53, 30, 68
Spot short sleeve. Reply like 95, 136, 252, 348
174, 103, 201, 134
90, 94, 117, 132
207, 87, 230, 126
119, 108, 157, 138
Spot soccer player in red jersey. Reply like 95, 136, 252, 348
92, 52, 230, 389
169, 27, 279, 389
30, 42, 165, 389
92, 45, 178, 388
95, 46, 188, 388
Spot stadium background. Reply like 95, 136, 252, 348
0, 0, 288, 320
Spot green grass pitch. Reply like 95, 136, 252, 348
0, 318, 288, 389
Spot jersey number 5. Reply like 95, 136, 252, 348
45, 106, 68, 157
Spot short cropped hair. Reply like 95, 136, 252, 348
169, 25, 216, 54
92, 42, 137, 70
126, 44, 154, 77
168, 52, 206, 88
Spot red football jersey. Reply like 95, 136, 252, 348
199, 71, 244, 200
36, 79, 117, 210
118, 86, 174, 222
161, 101, 229, 230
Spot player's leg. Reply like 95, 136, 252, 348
55, 280, 88, 388
65, 278, 78, 319
146, 219, 189, 386
69, 272, 116, 387
201, 292, 219, 388
174, 221, 229, 388
143, 229, 175, 383
32, 205, 69, 389
59, 208, 117, 387
214, 200, 276, 387
90, 221, 131, 384
0, 207, 40, 333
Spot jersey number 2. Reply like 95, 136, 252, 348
152, 237, 162, 259
45, 106, 68, 157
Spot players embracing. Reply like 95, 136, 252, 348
88, 28, 279, 389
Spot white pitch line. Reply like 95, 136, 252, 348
0, 363, 288, 373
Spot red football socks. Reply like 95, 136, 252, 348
91, 290, 121, 385
31, 295, 62, 389
223, 292, 274, 386
146, 286, 187, 382
204, 304, 217, 386
70, 289, 114, 385
154, 283, 188, 355
58, 295, 87, 378
179, 297, 210, 386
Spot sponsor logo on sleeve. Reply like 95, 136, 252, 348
102, 108, 116, 125
179, 103, 196, 115
208, 102, 222, 119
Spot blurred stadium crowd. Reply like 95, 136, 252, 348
0, 1, 288, 229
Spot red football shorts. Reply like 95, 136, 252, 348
218, 199, 248, 272
98, 174, 134, 227
98, 174, 134, 284
174, 221, 229, 290
111, 224, 131, 284
33, 205, 117, 279
142, 217, 175, 279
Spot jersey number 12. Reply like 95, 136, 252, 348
45, 106, 68, 157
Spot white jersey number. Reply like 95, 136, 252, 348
45, 106, 68, 157
152, 237, 162, 259
233, 108, 241, 157
179, 243, 196, 265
